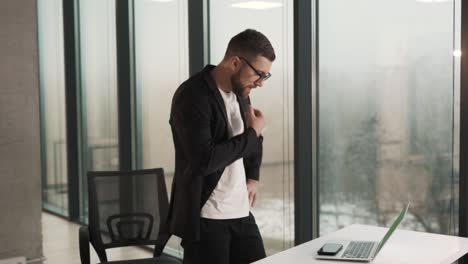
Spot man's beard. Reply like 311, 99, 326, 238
230, 72, 245, 98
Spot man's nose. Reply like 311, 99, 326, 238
255, 79, 265, 87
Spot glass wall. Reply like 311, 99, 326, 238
37, 0, 466, 257
133, 0, 189, 257
317, 0, 460, 236
209, 0, 294, 255
38, 0, 69, 216
78, 0, 119, 221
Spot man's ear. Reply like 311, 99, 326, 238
230, 56, 241, 71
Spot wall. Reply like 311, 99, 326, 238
0, 0, 43, 260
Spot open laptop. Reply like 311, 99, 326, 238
316, 202, 409, 262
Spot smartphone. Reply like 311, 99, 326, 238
317, 243, 343, 256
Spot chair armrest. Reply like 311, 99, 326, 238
153, 244, 164, 258
79, 226, 91, 264
153, 232, 171, 258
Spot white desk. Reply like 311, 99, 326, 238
254, 224, 468, 264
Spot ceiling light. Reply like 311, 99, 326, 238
232, 1, 283, 10
416, 0, 450, 3
453, 50, 462, 57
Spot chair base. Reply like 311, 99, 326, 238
99, 255, 181, 264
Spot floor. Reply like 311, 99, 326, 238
42, 212, 179, 264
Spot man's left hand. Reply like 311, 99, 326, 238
247, 179, 259, 207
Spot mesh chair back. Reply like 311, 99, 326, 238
87, 168, 169, 251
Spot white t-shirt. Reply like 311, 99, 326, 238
200, 88, 250, 219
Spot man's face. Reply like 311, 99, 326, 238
231, 55, 273, 99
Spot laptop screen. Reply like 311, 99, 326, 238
375, 203, 410, 255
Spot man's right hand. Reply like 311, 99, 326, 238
246, 105, 265, 137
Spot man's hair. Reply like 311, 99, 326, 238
225, 29, 276, 61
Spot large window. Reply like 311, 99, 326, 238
317, 0, 460, 236
209, 0, 294, 255
78, 0, 119, 221
37, 0, 468, 258
38, 0, 68, 216
133, 0, 189, 257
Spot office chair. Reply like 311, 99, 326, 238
79, 168, 178, 264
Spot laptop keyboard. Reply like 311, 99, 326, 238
343, 241, 374, 259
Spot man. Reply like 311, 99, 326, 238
167, 29, 275, 264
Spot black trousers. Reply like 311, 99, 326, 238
182, 213, 266, 264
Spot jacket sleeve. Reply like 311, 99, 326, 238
243, 135, 263, 181
240, 96, 263, 181
171, 88, 261, 177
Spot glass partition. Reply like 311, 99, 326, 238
133, 0, 189, 257
317, 0, 460, 236
209, 0, 294, 255
78, 0, 119, 221
38, 0, 68, 216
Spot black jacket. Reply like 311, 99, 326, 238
166, 65, 263, 242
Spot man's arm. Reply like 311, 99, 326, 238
244, 135, 263, 181
172, 90, 262, 177
244, 137, 263, 207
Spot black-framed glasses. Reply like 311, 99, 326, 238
239, 57, 272, 82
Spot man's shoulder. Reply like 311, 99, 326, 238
181, 71, 206, 89
175, 69, 213, 100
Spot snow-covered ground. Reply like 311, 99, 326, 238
252, 197, 454, 255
